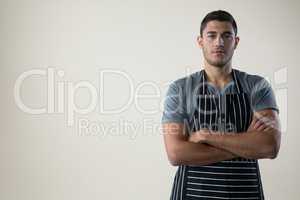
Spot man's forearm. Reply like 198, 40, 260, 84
203, 130, 279, 159
168, 140, 237, 166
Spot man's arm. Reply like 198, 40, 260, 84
162, 122, 237, 166
191, 109, 281, 160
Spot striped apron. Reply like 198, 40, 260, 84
170, 69, 265, 200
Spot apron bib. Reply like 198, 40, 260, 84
170, 69, 265, 200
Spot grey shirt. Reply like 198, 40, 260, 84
161, 68, 279, 128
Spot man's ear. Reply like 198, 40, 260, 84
197, 35, 203, 48
234, 36, 240, 49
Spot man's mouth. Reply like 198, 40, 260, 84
213, 50, 225, 54
213, 50, 225, 53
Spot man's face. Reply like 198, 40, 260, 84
197, 20, 239, 68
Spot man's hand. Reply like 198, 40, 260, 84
247, 112, 278, 132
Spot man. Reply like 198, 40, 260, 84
161, 10, 281, 200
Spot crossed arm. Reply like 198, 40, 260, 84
163, 109, 281, 166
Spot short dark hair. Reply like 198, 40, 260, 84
200, 10, 237, 36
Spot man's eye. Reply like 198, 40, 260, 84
224, 34, 233, 39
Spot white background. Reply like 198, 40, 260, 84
0, 0, 299, 199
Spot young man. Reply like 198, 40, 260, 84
161, 10, 281, 200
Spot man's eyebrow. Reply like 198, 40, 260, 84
206, 31, 234, 35
223, 31, 234, 35
206, 31, 217, 34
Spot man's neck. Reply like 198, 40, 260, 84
203, 62, 233, 89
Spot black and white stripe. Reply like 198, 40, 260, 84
169, 69, 265, 200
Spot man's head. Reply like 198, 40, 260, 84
197, 10, 239, 68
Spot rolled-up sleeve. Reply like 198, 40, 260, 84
161, 81, 187, 123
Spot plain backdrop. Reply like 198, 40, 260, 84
0, 0, 299, 199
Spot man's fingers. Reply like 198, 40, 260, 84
261, 120, 277, 132
249, 115, 275, 132
248, 117, 268, 131
248, 117, 258, 131
254, 119, 267, 131
248, 111, 279, 133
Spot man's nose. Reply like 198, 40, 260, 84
215, 36, 224, 46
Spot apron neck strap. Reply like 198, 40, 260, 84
232, 69, 242, 93
200, 68, 242, 94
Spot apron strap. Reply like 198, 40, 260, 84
232, 68, 243, 94
199, 68, 243, 94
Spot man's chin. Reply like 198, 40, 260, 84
206, 56, 232, 67
208, 61, 227, 68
